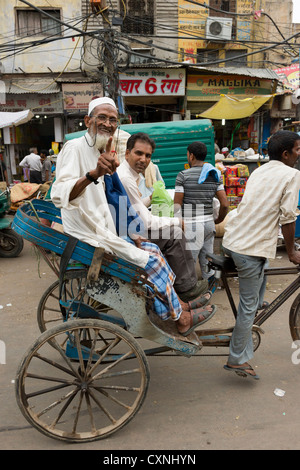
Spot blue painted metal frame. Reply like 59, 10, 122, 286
12, 199, 147, 285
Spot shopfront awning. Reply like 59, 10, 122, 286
199, 94, 274, 120
0, 109, 34, 128
5, 78, 60, 94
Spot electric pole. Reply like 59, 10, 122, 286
99, 0, 119, 103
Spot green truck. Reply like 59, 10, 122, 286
65, 119, 215, 189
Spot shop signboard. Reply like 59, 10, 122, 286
0, 93, 63, 114
62, 83, 103, 113
119, 69, 186, 97
274, 64, 299, 91
187, 74, 274, 101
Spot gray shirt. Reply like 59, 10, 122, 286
41, 159, 51, 181
175, 166, 224, 219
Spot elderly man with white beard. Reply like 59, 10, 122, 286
51, 97, 216, 336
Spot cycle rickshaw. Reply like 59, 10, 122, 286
11, 199, 300, 443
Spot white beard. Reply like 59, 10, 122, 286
92, 132, 110, 151
90, 127, 110, 150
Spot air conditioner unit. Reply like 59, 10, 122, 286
206, 17, 233, 41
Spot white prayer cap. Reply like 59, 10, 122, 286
88, 97, 117, 116
221, 147, 229, 153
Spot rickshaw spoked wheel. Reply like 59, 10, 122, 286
15, 319, 150, 443
37, 276, 111, 335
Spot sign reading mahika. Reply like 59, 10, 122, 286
119, 69, 186, 97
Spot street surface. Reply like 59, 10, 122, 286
1, 239, 300, 451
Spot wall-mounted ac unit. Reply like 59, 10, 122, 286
206, 17, 233, 41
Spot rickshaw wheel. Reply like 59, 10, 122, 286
37, 277, 111, 334
15, 319, 150, 443
289, 293, 300, 341
252, 328, 261, 351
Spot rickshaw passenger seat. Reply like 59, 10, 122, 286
206, 253, 237, 273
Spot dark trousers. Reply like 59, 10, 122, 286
149, 224, 197, 293
30, 170, 42, 184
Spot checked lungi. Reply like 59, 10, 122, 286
141, 241, 182, 321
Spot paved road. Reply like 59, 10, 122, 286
1, 240, 300, 451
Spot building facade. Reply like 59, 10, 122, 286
0, 0, 299, 178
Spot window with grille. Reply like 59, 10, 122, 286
16, 9, 62, 37
221, 1, 230, 12
225, 49, 247, 66
120, 0, 154, 35
197, 49, 219, 65
208, 0, 236, 17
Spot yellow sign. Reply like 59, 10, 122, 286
187, 74, 274, 101
178, 0, 207, 63
51, 142, 59, 154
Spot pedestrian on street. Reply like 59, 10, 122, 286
174, 141, 229, 282
40, 149, 52, 183
222, 130, 300, 380
221, 147, 230, 158
19, 147, 42, 184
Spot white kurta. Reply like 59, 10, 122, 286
51, 133, 149, 268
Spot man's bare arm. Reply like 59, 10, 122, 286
281, 221, 300, 264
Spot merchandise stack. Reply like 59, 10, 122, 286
216, 162, 250, 211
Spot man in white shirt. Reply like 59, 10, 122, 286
117, 132, 210, 302
19, 147, 42, 184
51, 97, 216, 336
222, 130, 300, 379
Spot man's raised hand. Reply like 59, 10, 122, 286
96, 137, 119, 176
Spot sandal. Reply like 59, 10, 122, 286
223, 364, 260, 380
181, 305, 216, 337
188, 290, 212, 310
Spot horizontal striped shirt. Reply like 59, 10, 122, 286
175, 165, 224, 220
